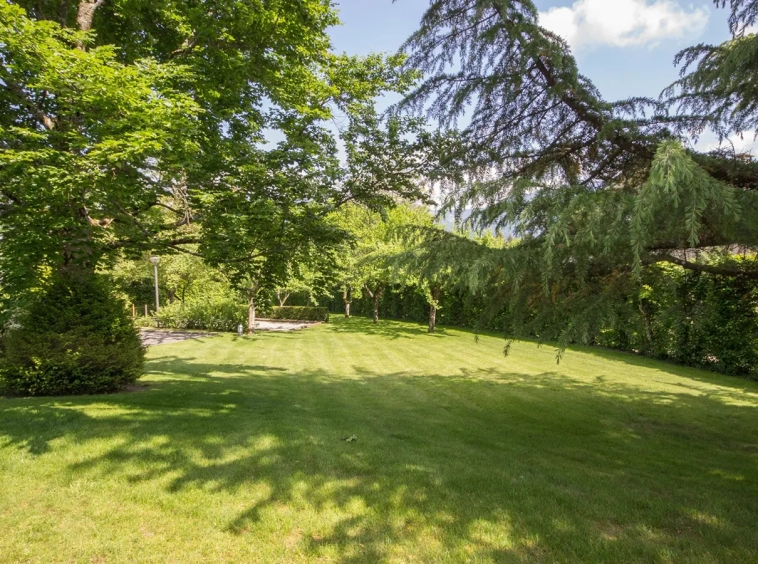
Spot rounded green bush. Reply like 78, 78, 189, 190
0, 272, 145, 396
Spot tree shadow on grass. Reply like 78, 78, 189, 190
565, 343, 758, 394
1, 357, 757, 562
328, 316, 452, 340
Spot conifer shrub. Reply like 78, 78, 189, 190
0, 273, 145, 396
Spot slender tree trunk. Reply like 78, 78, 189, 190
343, 286, 352, 318
276, 290, 289, 307
639, 301, 654, 351
364, 283, 383, 324
428, 286, 441, 333
247, 295, 256, 335
245, 280, 261, 335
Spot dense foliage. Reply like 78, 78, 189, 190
0, 273, 144, 395
0, 0, 433, 307
0, 0, 352, 296
395, 0, 758, 362
270, 306, 329, 322
329, 203, 435, 323
599, 260, 758, 376
1, 0, 444, 386
5, 0, 758, 388
155, 299, 247, 333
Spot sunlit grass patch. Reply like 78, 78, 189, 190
1, 317, 757, 562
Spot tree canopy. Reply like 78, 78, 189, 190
0, 0, 439, 318
398, 0, 758, 348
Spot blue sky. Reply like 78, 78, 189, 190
329, 0, 758, 154
328, 1, 757, 155
326, 1, 758, 209
329, 0, 732, 102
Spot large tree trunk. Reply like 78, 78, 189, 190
343, 286, 352, 318
373, 295, 380, 324
76, 0, 104, 32
75, 0, 105, 50
428, 304, 437, 333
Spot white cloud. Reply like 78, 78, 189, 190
698, 131, 758, 155
539, 0, 709, 51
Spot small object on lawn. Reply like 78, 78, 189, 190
341, 435, 358, 443
237, 323, 243, 337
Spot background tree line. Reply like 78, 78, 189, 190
110, 200, 758, 377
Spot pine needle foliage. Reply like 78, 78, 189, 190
398, 0, 758, 355
665, 16, 758, 138
0, 272, 144, 396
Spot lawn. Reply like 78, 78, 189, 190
1, 318, 757, 563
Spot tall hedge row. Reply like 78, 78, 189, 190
321, 265, 758, 377
270, 306, 329, 322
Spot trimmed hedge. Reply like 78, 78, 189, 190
269, 306, 329, 322
155, 299, 248, 332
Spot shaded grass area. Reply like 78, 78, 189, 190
1, 317, 757, 563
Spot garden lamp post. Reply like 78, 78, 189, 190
149, 256, 160, 313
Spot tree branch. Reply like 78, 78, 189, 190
167, 244, 205, 258
2, 81, 56, 130
363, 283, 374, 299
76, 0, 105, 35
490, 4, 654, 161
169, 36, 199, 59
646, 253, 758, 278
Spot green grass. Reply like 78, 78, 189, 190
1, 317, 758, 563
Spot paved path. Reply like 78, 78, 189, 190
140, 320, 320, 345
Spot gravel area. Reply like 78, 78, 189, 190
140, 320, 320, 345
254, 319, 321, 332
139, 329, 219, 346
